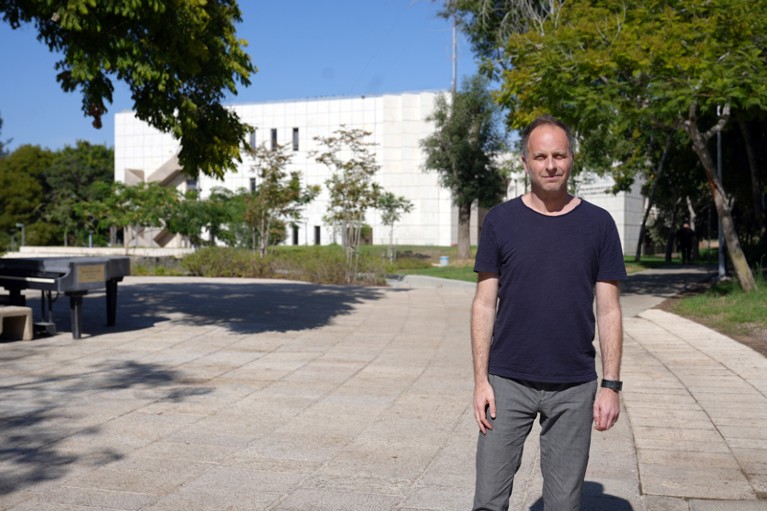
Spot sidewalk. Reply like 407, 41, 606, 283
0, 268, 764, 510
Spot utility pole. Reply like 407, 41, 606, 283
452, 14, 457, 99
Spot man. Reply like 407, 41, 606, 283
676, 222, 694, 264
471, 115, 627, 511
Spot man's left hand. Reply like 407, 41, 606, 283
593, 387, 620, 431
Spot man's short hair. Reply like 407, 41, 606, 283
521, 115, 575, 158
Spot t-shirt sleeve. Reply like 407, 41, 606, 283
597, 213, 628, 281
474, 213, 500, 274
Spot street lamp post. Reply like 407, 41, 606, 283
15, 223, 25, 248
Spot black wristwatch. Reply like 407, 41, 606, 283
601, 379, 623, 392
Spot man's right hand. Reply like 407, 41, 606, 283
474, 380, 496, 434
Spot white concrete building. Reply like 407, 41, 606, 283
114, 91, 643, 254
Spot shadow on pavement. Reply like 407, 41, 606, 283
0, 280, 389, 494
529, 481, 635, 510
20, 280, 389, 338
621, 266, 715, 299
0, 360, 192, 495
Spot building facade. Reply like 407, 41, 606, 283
114, 91, 643, 254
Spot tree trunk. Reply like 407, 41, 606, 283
665, 205, 678, 263
635, 137, 672, 262
687, 109, 756, 292
738, 120, 766, 243
457, 201, 472, 260
686, 196, 699, 262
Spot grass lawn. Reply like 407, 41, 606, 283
664, 275, 767, 355
397, 254, 683, 283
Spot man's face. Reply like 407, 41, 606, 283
522, 125, 573, 195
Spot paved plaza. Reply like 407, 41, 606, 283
0, 268, 765, 510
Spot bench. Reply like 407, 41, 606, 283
0, 305, 33, 341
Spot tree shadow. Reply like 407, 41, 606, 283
529, 481, 635, 510
0, 279, 391, 494
621, 267, 716, 299
0, 359, 204, 495
15, 279, 388, 338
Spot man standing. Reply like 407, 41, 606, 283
471, 115, 627, 511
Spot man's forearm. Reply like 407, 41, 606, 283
596, 281, 623, 380
471, 299, 495, 384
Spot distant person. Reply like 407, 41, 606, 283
471, 115, 627, 510
676, 223, 694, 264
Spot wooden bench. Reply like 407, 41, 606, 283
0, 305, 33, 341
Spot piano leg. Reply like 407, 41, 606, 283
9, 288, 25, 306
106, 278, 118, 326
68, 292, 86, 339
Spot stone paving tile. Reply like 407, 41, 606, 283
274, 488, 403, 511
1, 272, 765, 510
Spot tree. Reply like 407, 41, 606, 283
244, 143, 319, 257
44, 140, 113, 245
109, 181, 179, 248
494, 0, 766, 291
1, 1, 255, 178
165, 189, 210, 248
314, 127, 382, 283
377, 191, 414, 262
441, 0, 563, 80
0, 144, 54, 248
421, 74, 507, 260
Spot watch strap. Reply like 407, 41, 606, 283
601, 379, 623, 392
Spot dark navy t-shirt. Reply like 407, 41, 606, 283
474, 197, 627, 383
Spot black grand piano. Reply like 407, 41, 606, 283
0, 256, 131, 339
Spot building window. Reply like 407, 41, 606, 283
292, 225, 299, 245
271, 128, 277, 149
292, 128, 299, 151
249, 177, 257, 192
249, 129, 257, 149
314, 226, 321, 245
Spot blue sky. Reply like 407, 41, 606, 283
0, 0, 478, 151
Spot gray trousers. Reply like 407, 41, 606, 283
473, 376, 597, 511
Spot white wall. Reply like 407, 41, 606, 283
114, 91, 455, 248
115, 91, 643, 254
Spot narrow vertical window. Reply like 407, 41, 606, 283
249, 129, 257, 149
249, 177, 257, 192
314, 226, 321, 245
271, 128, 277, 149
292, 127, 299, 151
292, 225, 299, 245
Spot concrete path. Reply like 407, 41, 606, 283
0, 268, 764, 510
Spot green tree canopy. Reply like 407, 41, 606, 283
1, 0, 255, 178
0, 144, 54, 248
421, 74, 507, 259
494, 0, 767, 291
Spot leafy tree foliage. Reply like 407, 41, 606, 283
244, 143, 320, 257
421, 74, 507, 260
1, 0, 255, 178
442, 0, 562, 80
43, 141, 113, 245
491, 0, 766, 291
377, 191, 414, 262
314, 127, 383, 283
0, 144, 55, 248
165, 189, 210, 248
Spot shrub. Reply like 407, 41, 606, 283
181, 247, 274, 278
